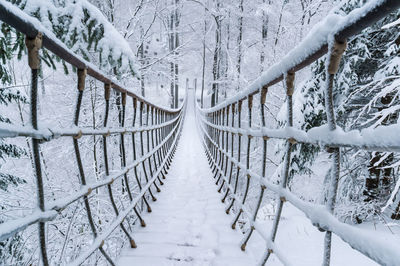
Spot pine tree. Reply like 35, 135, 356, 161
0, 21, 26, 264
0, 21, 26, 192
4, 0, 138, 77
335, 3, 400, 221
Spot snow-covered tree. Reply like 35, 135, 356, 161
3, 0, 139, 77
278, 0, 400, 223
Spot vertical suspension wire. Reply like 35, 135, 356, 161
152, 108, 164, 186
262, 72, 295, 264
154, 109, 161, 166
131, 98, 152, 213
165, 113, 174, 169
206, 113, 210, 163
162, 111, 168, 175
217, 109, 224, 184
322, 39, 347, 266
216, 110, 221, 173
145, 105, 152, 175
212, 111, 219, 179
139, 101, 157, 201
207, 113, 212, 166
170, 112, 176, 161
153, 109, 163, 187
214, 111, 218, 168
232, 95, 253, 230
25, 33, 49, 266
241, 87, 269, 251
218, 106, 230, 193
119, 93, 146, 230
150, 108, 157, 168
216, 108, 226, 185
157, 110, 167, 180
102, 83, 136, 250
208, 113, 213, 159
210, 112, 214, 164
218, 110, 224, 173
118, 92, 128, 195
159, 111, 167, 179
222, 103, 235, 203
211, 112, 217, 176
224, 106, 230, 182
145, 107, 152, 175
159, 110, 166, 173
161, 111, 168, 170
226, 100, 242, 214
146, 105, 160, 193
71, 69, 114, 264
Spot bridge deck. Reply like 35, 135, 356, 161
118, 92, 255, 265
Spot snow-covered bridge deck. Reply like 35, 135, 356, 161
118, 93, 255, 265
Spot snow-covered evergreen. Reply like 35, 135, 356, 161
277, 0, 400, 224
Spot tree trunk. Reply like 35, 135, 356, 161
174, 0, 180, 108
273, 1, 286, 58
260, 0, 270, 73
224, 11, 231, 99
169, 5, 175, 108
201, 6, 206, 108
211, 0, 221, 107
139, 27, 146, 97
236, 0, 244, 91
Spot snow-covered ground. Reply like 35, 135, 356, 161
247, 203, 384, 266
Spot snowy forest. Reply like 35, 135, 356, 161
0, 0, 400, 265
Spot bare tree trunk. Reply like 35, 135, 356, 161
139, 42, 146, 97
236, 0, 244, 91
201, 5, 206, 108
300, 0, 307, 41
174, 0, 180, 108
133, 23, 146, 97
224, 11, 231, 99
168, 0, 180, 108
169, 5, 175, 108
273, 1, 286, 58
211, 25, 220, 107
260, 0, 270, 73
107, 0, 115, 24
211, 0, 221, 107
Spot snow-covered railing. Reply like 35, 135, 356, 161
0, 3, 185, 266
196, 1, 400, 265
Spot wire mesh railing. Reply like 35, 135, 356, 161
196, 1, 400, 265
0, 3, 185, 265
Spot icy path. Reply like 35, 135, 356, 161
118, 91, 255, 266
